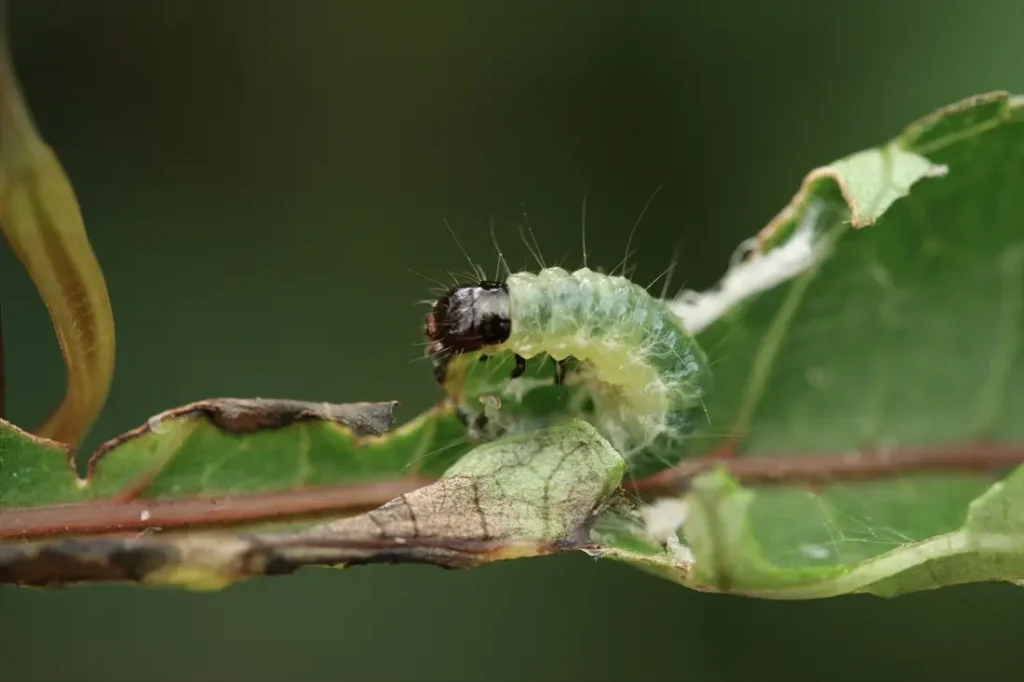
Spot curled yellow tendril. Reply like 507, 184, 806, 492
0, 3, 115, 445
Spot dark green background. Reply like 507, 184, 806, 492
2, 2, 1023, 681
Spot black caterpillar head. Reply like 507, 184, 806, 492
424, 281, 511, 383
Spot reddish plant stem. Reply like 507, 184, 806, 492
2, 444, 1023, 541
0, 478, 429, 540
634, 443, 1024, 491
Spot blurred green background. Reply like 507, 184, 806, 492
2, 1, 1023, 681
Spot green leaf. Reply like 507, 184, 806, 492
0, 419, 623, 589
599, 91, 1024, 597
686, 92, 1023, 456
596, 464, 1024, 600
0, 399, 472, 539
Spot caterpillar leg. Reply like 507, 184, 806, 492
555, 359, 569, 386
455, 403, 490, 431
431, 351, 452, 384
510, 354, 527, 379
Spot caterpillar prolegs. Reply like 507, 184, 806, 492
424, 266, 711, 478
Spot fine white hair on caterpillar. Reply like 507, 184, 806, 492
423, 264, 712, 475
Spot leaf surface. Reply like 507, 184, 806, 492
604, 92, 1024, 597
0, 399, 471, 539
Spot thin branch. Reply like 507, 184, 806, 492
3, 442, 1023, 541
0, 477, 429, 540
634, 442, 1024, 491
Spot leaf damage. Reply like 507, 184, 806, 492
0, 419, 622, 588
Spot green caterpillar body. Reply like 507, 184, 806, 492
505, 267, 709, 459
424, 266, 711, 470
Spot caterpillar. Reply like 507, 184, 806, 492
423, 265, 711, 477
